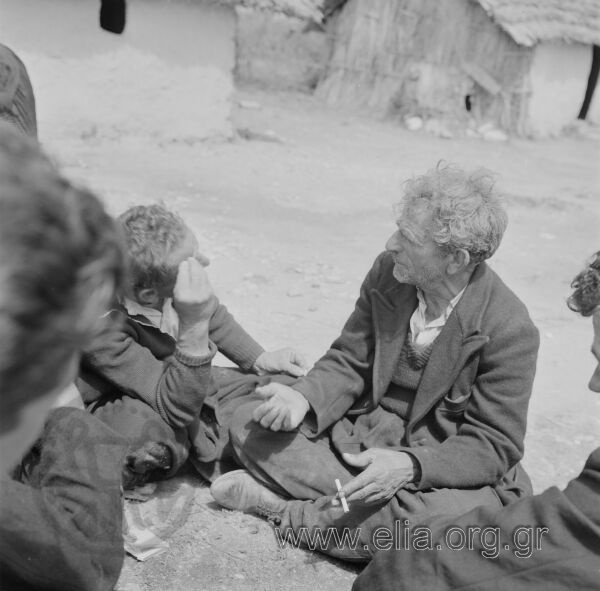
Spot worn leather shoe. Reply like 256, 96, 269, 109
210, 469, 287, 524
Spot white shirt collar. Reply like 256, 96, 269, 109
123, 297, 179, 338
415, 286, 466, 328
410, 285, 467, 348
123, 297, 161, 321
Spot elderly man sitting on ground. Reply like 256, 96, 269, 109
211, 162, 540, 561
353, 251, 600, 589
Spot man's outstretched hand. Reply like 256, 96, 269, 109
252, 382, 309, 431
338, 449, 418, 505
253, 348, 309, 377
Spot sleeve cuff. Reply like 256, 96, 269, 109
400, 447, 428, 488
292, 380, 321, 437
174, 340, 217, 366
406, 452, 422, 484
239, 344, 266, 372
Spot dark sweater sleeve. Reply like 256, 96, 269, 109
292, 253, 385, 435
0, 408, 126, 591
80, 311, 217, 429
208, 300, 265, 371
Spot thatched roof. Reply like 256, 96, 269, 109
218, 0, 324, 21
475, 0, 600, 47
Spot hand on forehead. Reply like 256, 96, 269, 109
193, 252, 210, 266
167, 227, 210, 268
186, 226, 210, 266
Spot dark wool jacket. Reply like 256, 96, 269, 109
77, 299, 265, 430
353, 447, 600, 591
0, 408, 127, 591
293, 251, 540, 493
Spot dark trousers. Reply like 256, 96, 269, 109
230, 400, 503, 561
1, 408, 126, 590
91, 369, 297, 487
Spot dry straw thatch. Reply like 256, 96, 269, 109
217, 0, 325, 21
476, 0, 600, 47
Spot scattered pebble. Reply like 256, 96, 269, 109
238, 100, 262, 110
325, 276, 344, 284
477, 122, 495, 134
483, 128, 508, 142
404, 116, 423, 131
243, 273, 269, 285
424, 118, 454, 139
237, 128, 285, 144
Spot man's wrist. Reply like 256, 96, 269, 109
174, 340, 216, 366
176, 295, 218, 327
252, 352, 267, 375
177, 318, 210, 356
298, 392, 310, 413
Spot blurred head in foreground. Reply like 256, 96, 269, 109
0, 44, 37, 139
568, 251, 600, 392
0, 124, 124, 472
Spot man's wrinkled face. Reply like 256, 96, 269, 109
590, 311, 600, 393
385, 202, 447, 289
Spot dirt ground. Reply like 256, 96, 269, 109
41, 86, 600, 590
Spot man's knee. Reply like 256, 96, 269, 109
92, 397, 189, 487
229, 400, 263, 450
92, 396, 158, 435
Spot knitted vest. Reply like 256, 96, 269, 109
379, 332, 434, 417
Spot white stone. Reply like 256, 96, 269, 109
404, 116, 423, 131
483, 129, 508, 142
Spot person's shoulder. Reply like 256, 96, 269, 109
476, 263, 538, 335
103, 304, 135, 330
372, 250, 394, 267
369, 250, 395, 279
483, 264, 529, 311
364, 251, 409, 296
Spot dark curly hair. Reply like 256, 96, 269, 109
0, 124, 125, 431
567, 251, 600, 317
118, 204, 189, 296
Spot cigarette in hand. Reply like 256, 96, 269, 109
335, 478, 349, 513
